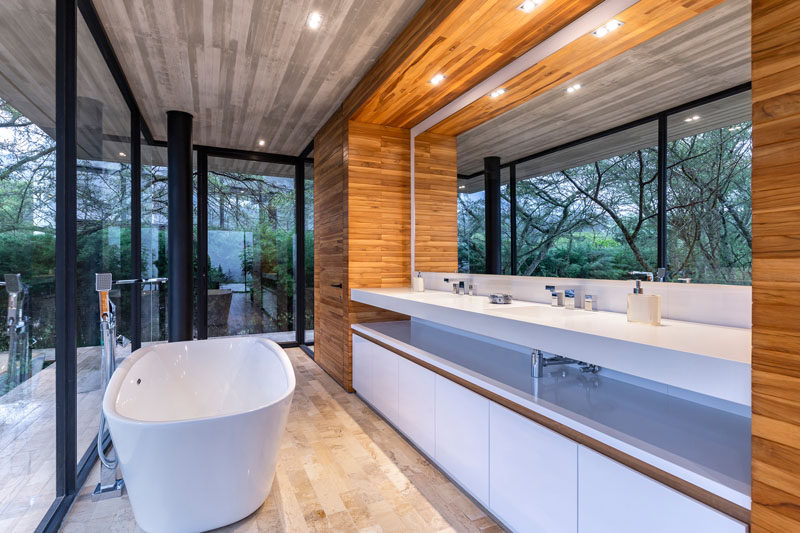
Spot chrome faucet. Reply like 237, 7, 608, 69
3, 274, 31, 393
531, 349, 600, 378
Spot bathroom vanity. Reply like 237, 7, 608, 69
350, 287, 751, 533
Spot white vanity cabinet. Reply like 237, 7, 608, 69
397, 356, 436, 456
435, 375, 490, 505
577, 447, 746, 533
371, 343, 399, 421
489, 403, 578, 533
352, 334, 372, 401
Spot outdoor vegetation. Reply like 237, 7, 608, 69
458, 120, 752, 284
0, 97, 313, 357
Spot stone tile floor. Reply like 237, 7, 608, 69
61, 348, 500, 532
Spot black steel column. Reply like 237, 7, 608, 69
196, 149, 208, 340
510, 163, 517, 275
657, 112, 668, 273
167, 110, 193, 342
294, 159, 306, 345
131, 109, 142, 351
484, 156, 501, 274
55, 0, 78, 497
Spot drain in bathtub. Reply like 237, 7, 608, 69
136, 378, 141, 384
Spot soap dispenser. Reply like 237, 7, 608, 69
626, 280, 661, 325
412, 271, 425, 292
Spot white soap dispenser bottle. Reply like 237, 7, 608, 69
626, 280, 661, 325
412, 271, 425, 292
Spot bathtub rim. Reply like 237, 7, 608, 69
103, 336, 296, 427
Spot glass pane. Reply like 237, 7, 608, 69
501, 167, 511, 274
667, 91, 752, 285
0, 0, 57, 527
304, 161, 314, 345
141, 143, 169, 344
514, 122, 658, 279
207, 157, 295, 341
75, 13, 132, 463
458, 179, 486, 273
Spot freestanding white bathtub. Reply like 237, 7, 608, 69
103, 337, 295, 532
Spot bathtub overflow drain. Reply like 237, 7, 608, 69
136, 378, 141, 385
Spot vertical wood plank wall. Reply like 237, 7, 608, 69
414, 132, 458, 273
313, 109, 349, 386
751, 1, 800, 531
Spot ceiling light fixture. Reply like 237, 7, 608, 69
684, 115, 701, 123
592, 19, 623, 38
306, 12, 323, 29
258, 139, 266, 146
119, 152, 126, 157
458, 185, 466, 190
729, 125, 742, 131
517, 0, 542, 13
430, 73, 446, 85
566, 83, 582, 94
489, 88, 506, 98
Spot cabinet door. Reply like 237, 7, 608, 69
371, 344, 398, 423
490, 403, 578, 533
397, 357, 436, 456
352, 334, 372, 402
435, 375, 490, 504
578, 446, 746, 533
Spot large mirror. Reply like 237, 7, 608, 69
444, 0, 751, 285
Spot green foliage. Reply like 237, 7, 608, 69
458, 121, 751, 285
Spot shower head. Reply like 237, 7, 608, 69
96, 273, 113, 292
4, 273, 21, 294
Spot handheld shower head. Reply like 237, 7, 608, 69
95, 273, 113, 292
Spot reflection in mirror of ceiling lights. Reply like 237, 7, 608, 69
258, 139, 266, 146
592, 19, 624, 38
566, 83, 582, 94
490, 88, 506, 98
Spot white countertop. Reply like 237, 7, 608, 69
352, 320, 751, 509
351, 287, 751, 405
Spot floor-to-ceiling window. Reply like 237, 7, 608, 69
667, 93, 752, 284
304, 159, 314, 344
206, 157, 296, 341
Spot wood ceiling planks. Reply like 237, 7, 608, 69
350, 0, 605, 129
456, 0, 751, 175
429, 0, 729, 137
91, 0, 426, 154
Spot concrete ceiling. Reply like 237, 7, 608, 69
93, 0, 426, 155
456, 0, 751, 177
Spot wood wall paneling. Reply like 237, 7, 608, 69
414, 132, 458, 272
350, 0, 604, 128
751, 0, 800, 531
429, 0, 728, 137
314, 118, 410, 391
314, 109, 348, 387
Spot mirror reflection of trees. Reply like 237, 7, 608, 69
458, 121, 751, 284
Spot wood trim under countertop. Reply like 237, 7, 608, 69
351, 327, 750, 526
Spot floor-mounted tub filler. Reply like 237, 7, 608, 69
103, 337, 296, 532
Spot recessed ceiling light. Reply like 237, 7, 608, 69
592, 19, 623, 38
458, 185, 466, 190
430, 73, 446, 85
684, 115, 701, 123
119, 152, 126, 157
566, 83, 582, 94
489, 88, 506, 98
307, 12, 323, 29
258, 139, 266, 146
517, 0, 542, 13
